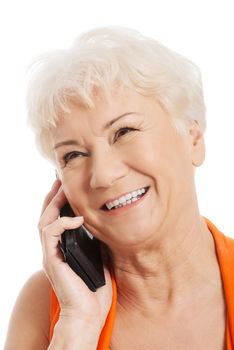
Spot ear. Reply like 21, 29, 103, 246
188, 120, 205, 167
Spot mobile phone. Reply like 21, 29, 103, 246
59, 203, 106, 292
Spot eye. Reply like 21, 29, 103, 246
113, 127, 137, 142
63, 151, 88, 166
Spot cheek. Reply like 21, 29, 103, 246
61, 171, 90, 212
62, 162, 90, 190
126, 134, 190, 193
123, 136, 173, 175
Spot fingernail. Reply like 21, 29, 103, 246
72, 216, 84, 221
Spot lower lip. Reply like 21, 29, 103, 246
102, 188, 150, 216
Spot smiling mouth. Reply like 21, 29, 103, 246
101, 186, 150, 211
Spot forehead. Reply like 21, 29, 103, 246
50, 88, 175, 144
62, 88, 167, 124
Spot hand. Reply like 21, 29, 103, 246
38, 179, 113, 329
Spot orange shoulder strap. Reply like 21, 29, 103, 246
49, 275, 117, 350
204, 217, 234, 348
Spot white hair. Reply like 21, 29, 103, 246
26, 26, 206, 162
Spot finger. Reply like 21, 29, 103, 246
40, 179, 62, 216
39, 186, 68, 230
41, 216, 84, 272
40, 215, 84, 254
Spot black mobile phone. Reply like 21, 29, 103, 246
59, 203, 106, 292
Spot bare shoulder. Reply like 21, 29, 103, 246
4, 270, 51, 350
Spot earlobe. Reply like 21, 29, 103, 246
189, 120, 205, 167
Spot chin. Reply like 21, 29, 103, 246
101, 218, 161, 251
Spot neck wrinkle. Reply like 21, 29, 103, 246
112, 217, 219, 313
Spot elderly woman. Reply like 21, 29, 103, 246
4, 27, 234, 350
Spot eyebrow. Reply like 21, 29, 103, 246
53, 112, 138, 150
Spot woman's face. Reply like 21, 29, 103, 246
51, 88, 205, 251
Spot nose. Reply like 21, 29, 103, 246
89, 148, 128, 189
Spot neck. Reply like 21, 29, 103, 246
111, 214, 221, 316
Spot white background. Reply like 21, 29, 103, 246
0, 0, 234, 347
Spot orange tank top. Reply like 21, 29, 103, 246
49, 217, 234, 349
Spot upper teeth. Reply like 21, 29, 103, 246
105, 187, 147, 210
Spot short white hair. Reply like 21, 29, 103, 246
27, 26, 206, 162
